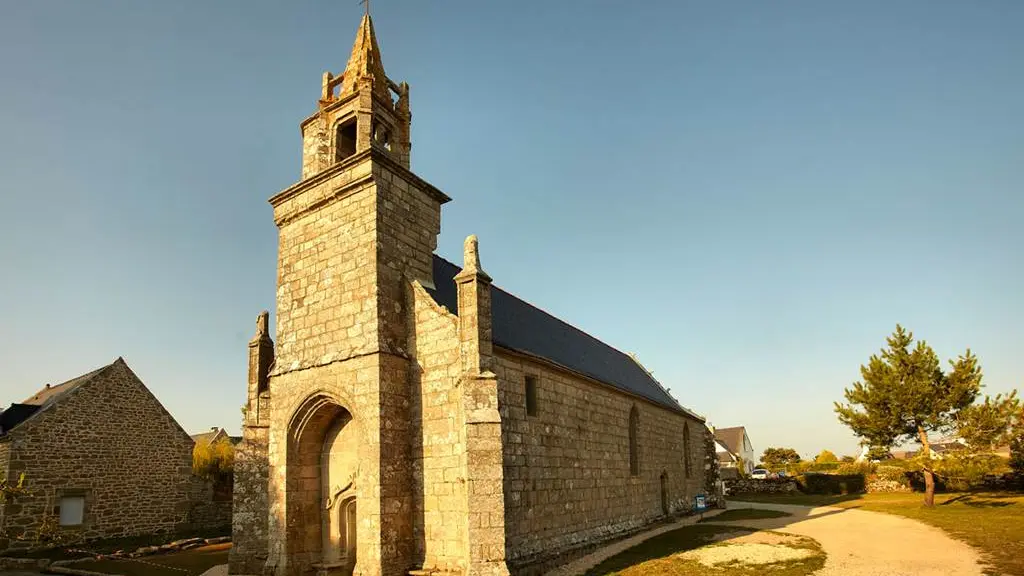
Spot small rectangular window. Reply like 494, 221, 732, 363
525, 375, 538, 417
59, 496, 85, 526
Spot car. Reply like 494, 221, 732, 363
750, 468, 770, 479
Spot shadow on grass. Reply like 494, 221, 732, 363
698, 508, 791, 523
718, 502, 853, 527
584, 523, 825, 576
730, 493, 864, 507
583, 524, 748, 575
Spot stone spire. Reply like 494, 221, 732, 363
340, 13, 390, 101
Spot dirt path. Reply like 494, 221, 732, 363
721, 500, 983, 576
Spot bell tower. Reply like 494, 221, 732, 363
303, 12, 412, 179
252, 12, 451, 576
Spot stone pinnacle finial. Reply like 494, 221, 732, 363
255, 310, 270, 338
464, 235, 481, 273
460, 234, 492, 283
340, 12, 389, 100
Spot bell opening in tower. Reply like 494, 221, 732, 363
336, 119, 357, 162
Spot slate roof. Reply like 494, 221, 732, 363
0, 404, 41, 434
425, 256, 698, 417
713, 426, 747, 456
23, 365, 110, 406
191, 427, 242, 446
2, 361, 117, 434
191, 428, 227, 446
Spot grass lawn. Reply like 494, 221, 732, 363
585, 524, 825, 576
730, 491, 1024, 576
68, 542, 230, 576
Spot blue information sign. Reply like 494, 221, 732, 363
695, 494, 707, 511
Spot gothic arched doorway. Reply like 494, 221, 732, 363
288, 395, 360, 576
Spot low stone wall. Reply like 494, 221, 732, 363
184, 477, 232, 533
866, 478, 912, 493
725, 478, 799, 494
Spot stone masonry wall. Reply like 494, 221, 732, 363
185, 477, 232, 533
409, 281, 468, 572
263, 354, 412, 576
272, 160, 377, 372
724, 478, 799, 495
496, 353, 705, 569
371, 158, 445, 355
229, 426, 269, 574
261, 148, 446, 576
0, 440, 10, 533
0, 360, 194, 546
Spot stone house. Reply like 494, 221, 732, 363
0, 358, 197, 547
192, 427, 242, 448
713, 426, 755, 476
229, 13, 709, 576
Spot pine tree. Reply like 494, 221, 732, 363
834, 325, 982, 507
1011, 434, 1024, 474
955, 391, 1019, 452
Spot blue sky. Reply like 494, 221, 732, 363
1, 0, 1021, 459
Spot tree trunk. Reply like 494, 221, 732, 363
917, 426, 936, 507
922, 468, 936, 507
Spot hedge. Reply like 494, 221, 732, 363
799, 473, 866, 495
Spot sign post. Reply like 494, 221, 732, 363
695, 493, 707, 521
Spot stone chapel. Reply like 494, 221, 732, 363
230, 13, 710, 576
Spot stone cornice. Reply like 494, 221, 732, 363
269, 149, 372, 208
268, 347, 410, 379
373, 148, 451, 204
299, 92, 359, 131
269, 149, 451, 227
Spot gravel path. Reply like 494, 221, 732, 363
721, 500, 983, 576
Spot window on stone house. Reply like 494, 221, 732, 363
336, 119, 357, 162
525, 375, 538, 417
58, 495, 85, 526
629, 406, 639, 476
684, 423, 692, 478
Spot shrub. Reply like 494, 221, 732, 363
803, 461, 841, 473
815, 450, 839, 463
875, 465, 911, 485
933, 453, 1009, 491
801, 473, 866, 495
907, 470, 950, 493
836, 461, 875, 476
193, 439, 235, 482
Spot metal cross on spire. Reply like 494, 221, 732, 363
359, 0, 370, 16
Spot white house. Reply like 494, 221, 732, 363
714, 426, 755, 475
